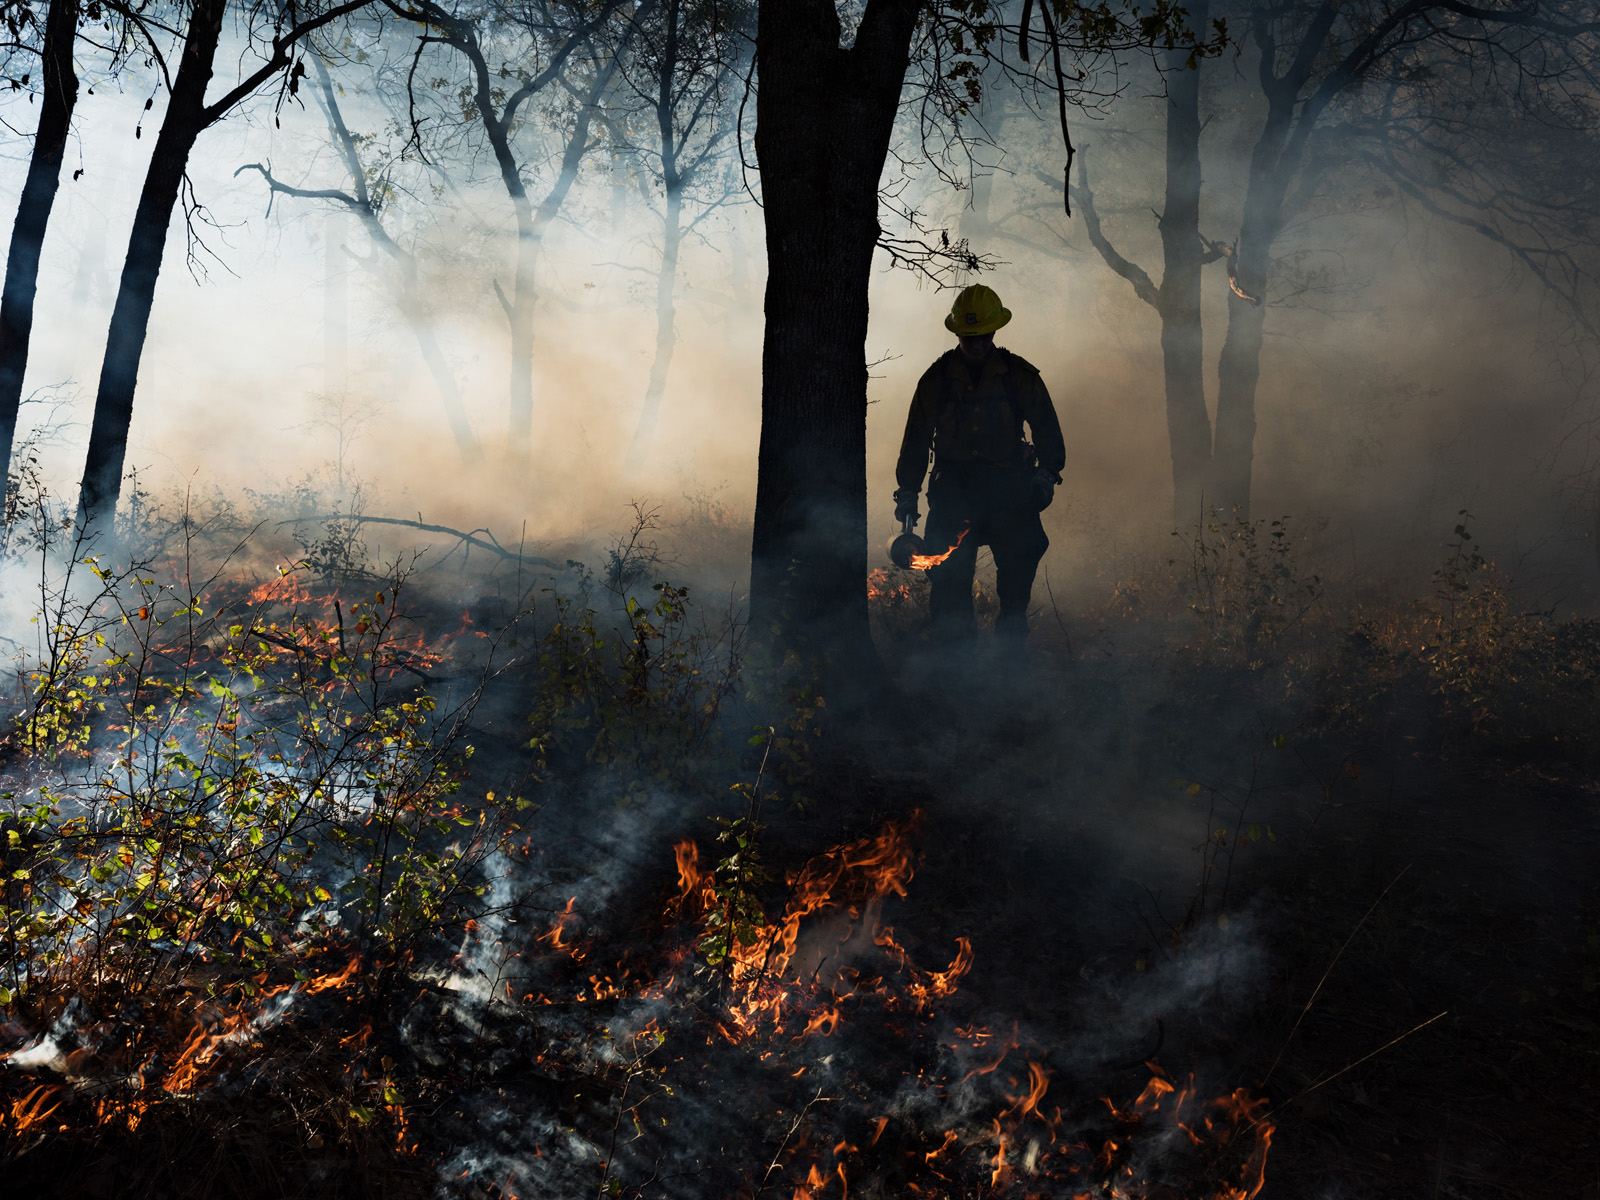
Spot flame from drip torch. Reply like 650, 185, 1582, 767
909, 525, 969, 570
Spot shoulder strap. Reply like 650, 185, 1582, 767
939, 349, 964, 418
998, 349, 1026, 440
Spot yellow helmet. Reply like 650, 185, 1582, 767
944, 284, 1011, 335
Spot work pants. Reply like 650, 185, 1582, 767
923, 464, 1048, 639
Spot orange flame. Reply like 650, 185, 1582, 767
908, 525, 970, 570
669, 815, 938, 1042
8, 1083, 63, 1135
540, 898, 579, 951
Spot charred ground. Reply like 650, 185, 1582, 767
1, 508, 1598, 1199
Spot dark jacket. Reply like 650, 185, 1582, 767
894, 348, 1065, 494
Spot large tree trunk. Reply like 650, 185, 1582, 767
0, 0, 80, 487
749, 0, 919, 675
78, 0, 224, 525
626, 183, 681, 466
1155, 0, 1212, 525
1210, 9, 1339, 520
1211, 116, 1287, 518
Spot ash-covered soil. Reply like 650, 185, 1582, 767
865, 642, 1600, 1199
6, 578, 1599, 1200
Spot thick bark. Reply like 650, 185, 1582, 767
749, 0, 919, 671
79, 0, 225, 523
1155, 0, 1212, 525
0, 0, 80, 487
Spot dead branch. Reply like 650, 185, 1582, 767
1069, 151, 1159, 309
275, 514, 568, 570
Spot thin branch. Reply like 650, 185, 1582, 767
274, 514, 568, 569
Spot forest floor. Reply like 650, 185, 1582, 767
5, 532, 1599, 1199
850, 637, 1600, 1200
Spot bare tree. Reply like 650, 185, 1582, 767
1076, 0, 1600, 521
1072, 0, 1226, 524
78, 0, 377, 526
385, 0, 642, 467
0, 0, 78, 493
237, 51, 482, 463
611, 0, 751, 468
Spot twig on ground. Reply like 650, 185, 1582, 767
1253, 1010, 1448, 1133
1042, 567, 1073, 657
276, 514, 568, 570
1263, 864, 1412, 1086
755, 1087, 833, 1198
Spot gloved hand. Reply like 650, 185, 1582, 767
893, 488, 920, 527
1027, 467, 1061, 513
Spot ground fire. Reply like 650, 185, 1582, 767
0, 555, 1275, 1197
3, 0, 1598, 1191
1, 775, 1272, 1198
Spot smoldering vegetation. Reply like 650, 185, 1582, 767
4, 1, 1600, 1198
4, 457, 1600, 1197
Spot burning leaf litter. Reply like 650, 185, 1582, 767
1, 557, 1272, 1197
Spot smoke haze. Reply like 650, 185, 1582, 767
3, 26, 1594, 610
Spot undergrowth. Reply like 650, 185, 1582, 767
0, 490, 763, 1188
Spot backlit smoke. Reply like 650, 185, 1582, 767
3, 25, 1593, 604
